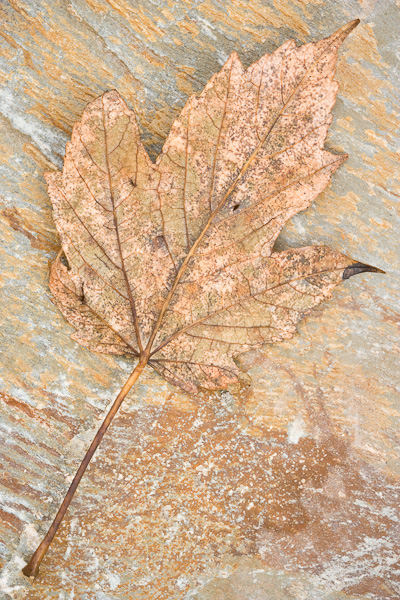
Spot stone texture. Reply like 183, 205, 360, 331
0, 1, 399, 599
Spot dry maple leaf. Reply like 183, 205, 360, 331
23, 19, 383, 577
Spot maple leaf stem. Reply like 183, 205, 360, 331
22, 356, 148, 578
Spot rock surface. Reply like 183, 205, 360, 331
0, 1, 399, 599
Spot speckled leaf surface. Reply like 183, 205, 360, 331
48, 21, 371, 396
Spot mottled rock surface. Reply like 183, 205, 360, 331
0, 1, 399, 599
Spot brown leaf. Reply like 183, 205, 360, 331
23, 20, 389, 579
46, 20, 381, 394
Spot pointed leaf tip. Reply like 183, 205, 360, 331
347, 18, 361, 32
340, 19, 360, 36
227, 50, 242, 66
330, 19, 360, 45
343, 262, 385, 280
